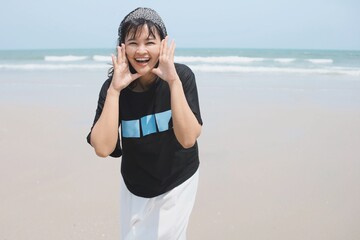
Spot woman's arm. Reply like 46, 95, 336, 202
90, 88, 121, 157
152, 37, 202, 148
90, 44, 140, 157
168, 77, 202, 148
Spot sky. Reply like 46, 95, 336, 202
0, 0, 359, 50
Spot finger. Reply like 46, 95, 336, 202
159, 39, 164, 58
121, 43, 127, 63
117, 46, 121, 64
111, 54, 117, 67
163, 36, 168, 57
170, 40, 176, 60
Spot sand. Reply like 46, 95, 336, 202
1, 70, 360, 239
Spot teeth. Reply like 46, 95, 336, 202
136, 58, 149, 63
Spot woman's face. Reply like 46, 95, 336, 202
124, 25, 161, 79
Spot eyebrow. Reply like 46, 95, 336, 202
126, 36, 156, 41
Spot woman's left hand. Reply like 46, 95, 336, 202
152, 36, 178, 83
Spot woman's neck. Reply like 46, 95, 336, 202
132, 73, 158, 92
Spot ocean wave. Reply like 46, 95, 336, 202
0, 64, 108, 70
273, 58, 296, 63
44, 55, 88, 62
37, 55, 334, 66
175, 56, 265, 63
175, 56, 336, 65
307, 59, 333, 64
189, 65, 360, 76
93, 55, 111, 62
1, 63, 359, 76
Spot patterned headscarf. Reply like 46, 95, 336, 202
118, 7, 167, 43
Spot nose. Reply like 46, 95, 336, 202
136, 44, 147, 54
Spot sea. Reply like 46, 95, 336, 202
0, 48, 360, 76
1, 48, 360, 108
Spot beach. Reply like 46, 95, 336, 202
1, 49, 360, 239
191, 72, 360, 239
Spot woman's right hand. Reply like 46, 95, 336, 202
110, 44, 141, 93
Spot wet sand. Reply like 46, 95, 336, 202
1, 70, 360, 239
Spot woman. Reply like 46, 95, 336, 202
87, 7, 202, 239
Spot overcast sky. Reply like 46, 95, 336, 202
1, 0, 359, 50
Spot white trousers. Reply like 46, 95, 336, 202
120, 170, 199, 240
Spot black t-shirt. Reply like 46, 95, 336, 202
87, 63, 202, 198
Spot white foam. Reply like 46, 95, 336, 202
273, 58, 296, 63
307, 59, 333, 64
0, 64, 108, 70
93, 55, 111, 62
1, 63, 359, 76
44, 55, 88, 62
189, 64, 360, 76
175, 56, 265, 63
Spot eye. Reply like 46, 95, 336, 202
126, 41, 137, 45
146, 41, 156, 45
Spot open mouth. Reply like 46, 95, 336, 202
135, 58, 150, 63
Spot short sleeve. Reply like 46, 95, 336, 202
86, 79, 122, 158
176, 64, 203, 126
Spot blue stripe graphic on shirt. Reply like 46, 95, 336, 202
121, 119, 140, 138
121, 110, 172, 138
155, 110, 172, 132
141, 114, 157, 136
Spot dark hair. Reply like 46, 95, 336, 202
119, 19, 166, 45
108, 19, 165, 78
